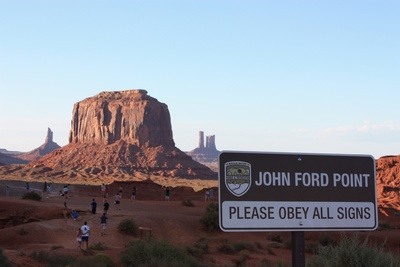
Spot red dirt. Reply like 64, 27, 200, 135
0, 180, 399, 267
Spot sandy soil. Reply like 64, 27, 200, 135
0, 180, 399, 267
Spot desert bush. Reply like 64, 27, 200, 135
378, 221, 390, 230
120, 239, 202, 267
233, 249, 251, 267
307, 234, 400, 267
0, 248, 12, 267
30, 250, 76, 266
182, 199, 194, 207
89, 242, 108, 250
233, 241, 257, 252
267, 233, 283, 243
78, 253, 115, 267
22, 191, 42, 201
117, 218, 138, 236
18, 228, 28, 235
186, 237, 209, 259
318, 233, 337, 247
218, 239, 236, 254
200, 202, 219, 231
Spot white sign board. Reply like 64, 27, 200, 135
218, 152, 377, 232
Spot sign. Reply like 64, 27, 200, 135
218, 151, 377, 232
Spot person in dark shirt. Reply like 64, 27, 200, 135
100, 213, 107, 236
91, 199, 97, 214
103, 199, 110, 214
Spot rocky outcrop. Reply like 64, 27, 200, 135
16, 128, 61, 161
7, 90, 216, 182
376, 155, 400, 210
69, 90, 174, 147
187, 131, 220, 172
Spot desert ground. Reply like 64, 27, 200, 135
0, 179, 399, 267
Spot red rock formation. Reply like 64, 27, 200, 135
376, 155, 400, 210
69, 90, 174, 147
16, 128, 61, 161
10, 90, 216, 182
187, 131, 220, 172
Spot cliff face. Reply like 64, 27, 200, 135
69, 90, 174, 147
8, 90, 216, 182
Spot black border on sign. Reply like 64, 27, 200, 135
218, 151, 378, 232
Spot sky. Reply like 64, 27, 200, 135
0, 0, 399, 160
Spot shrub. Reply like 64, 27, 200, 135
218, 239, 236, 254
182, 199, 194, 207
0, 248, 12, 267
120, 239, 202, 267
18, 228, 28, 235
233, 241, 257, 252
186, 238, 209, 259
78, 253, 115, 267
378, 221, 390, 230
307, 234, 400, 267
318, 233, 337, 247
117, 218, 138, 236
22, 191, 42, 201
267, 233, 283, 243
200, 202, 219, 231
30, 250, 76, 266
89, 242, 108, 250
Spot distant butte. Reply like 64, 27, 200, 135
186, 131, 220, 172
16, 128, 61, 161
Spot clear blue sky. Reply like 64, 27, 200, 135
0, 0, 399, 159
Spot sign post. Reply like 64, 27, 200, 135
218, 151, 377, 266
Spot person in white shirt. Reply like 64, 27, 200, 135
80, 221, 90, 250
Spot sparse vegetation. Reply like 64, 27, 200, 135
78, 253, 115, 267
182, 199, 194, 207
186, 237, 209, 259
117, 218, 138, 236
307, 234, 400, 267
30, 250, 75, 267
267, 233, 283, 243
17, 228, 28, 235
22, 191, 42, 201
89, 242, 108, 250
200, 202, 219, 231
378, 221, 391, 230
120, 239, 202, 267
0, 248, 12, 267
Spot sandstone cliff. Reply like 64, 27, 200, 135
5, 90, 216, 183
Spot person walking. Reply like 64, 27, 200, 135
165, 186, 170, 201
103, 199, 110, 214
209, 188, 214, 201
100, 213, 107, 236
91, 199, 97, 214
130, 186, 137, 201
114, 193, 121, 210
63, 202, 68, 223
43, 181, 47, 197
76, 227, 83, 249
80, 221, 90, 250
25, 182, 30, 192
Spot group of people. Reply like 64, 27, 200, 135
62, 198, 109, 250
